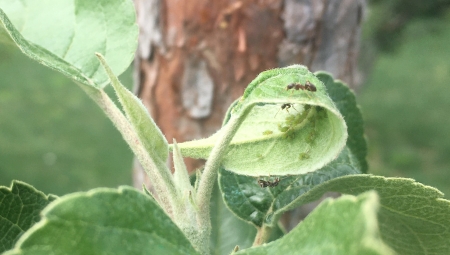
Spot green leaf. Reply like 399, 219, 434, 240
0, 0, 138, 88
235, 191, 395, 255
281, 175, 450, 255
95, 54, 180, 220
210, 181, 256, 255
173, 140, 194, 198
177, 65, 348, 176
0, 181, 56, 253
96, 53, 169, 164
4, 186, 199, 255
316, 71, 368, 172
218, 72, 366, 227
219, 146, 360, 227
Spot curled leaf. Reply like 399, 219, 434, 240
176, 65, 348, 176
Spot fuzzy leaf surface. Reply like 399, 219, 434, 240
96, 53, 168, 164
218, 72, 366, 226
0, 0, 138, 88
4, 187, 198, 255
177, 65, 347, 176
235, 192, 395, 255
0, 181, 56, 253
316, 71, 368, 172
280, 175, 450, 255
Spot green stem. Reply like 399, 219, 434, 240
195, 104, 254, 254
252, 225, 273, 246
93, 53, 182, 218
77, 83, 179, 217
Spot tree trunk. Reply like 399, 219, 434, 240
133, 0, 365, 229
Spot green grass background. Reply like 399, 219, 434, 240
1, 16, 449, 197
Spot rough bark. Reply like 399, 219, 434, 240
133, 0, 365, 229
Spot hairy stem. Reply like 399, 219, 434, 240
77, 83, 179, 217
253, 225, 273, 246
195, 104, 254, 254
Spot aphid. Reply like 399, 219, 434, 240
300, 147, 311, 160
315, 106, 327, 119
262, 130, 273, 135
282, 130, 295, 140
299, 152, 310, 160
316, 106, 325, 112
278, 121, 296, 140
306, 131, 316, 144
277, 124, 290, 132
257, 177, 280, 188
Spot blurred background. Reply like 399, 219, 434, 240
1, 0, 449, 196
0, 46, 134, 195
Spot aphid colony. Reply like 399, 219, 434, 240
277, 106, 312, 139
258, 81, 320, 188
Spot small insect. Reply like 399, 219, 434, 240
257, 176, 292, 188
275, 103, 296, 117
306, 130, 316, 144
286, 83, 299, 90
281, 103, 292, 111
286, 82, 317, 92
277, 124, 290, 132
299, 152, 310, 160
262, 130, 273, 135
258, 177, 280, 188
286, 83, 302, 91
304, 81, 317, 92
